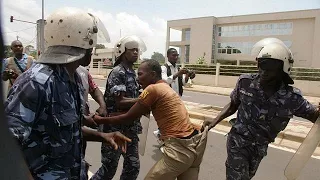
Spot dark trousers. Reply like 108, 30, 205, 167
225, 131, 267, 180
91, 133, 140, 180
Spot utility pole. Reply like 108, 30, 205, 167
37, 0, 45, 57
10, 16, 37, 24
10, 0, 45, 59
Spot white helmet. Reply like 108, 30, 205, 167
44, 7, 110, 49
252, 38, 294, 84
114, 35, 147, 58
38, 7, 110, 64
251, 38, 288, 56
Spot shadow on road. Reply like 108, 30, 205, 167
150, 145, 163, 162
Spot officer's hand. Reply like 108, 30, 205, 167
96, 106, 108, 117
201, 120, 214, 132
101, 131, 131, 153
83, 114, 98, 129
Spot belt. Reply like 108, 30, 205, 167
180, 129, 199, 139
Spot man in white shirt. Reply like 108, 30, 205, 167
161, 48, 195, 96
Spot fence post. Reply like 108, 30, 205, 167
98, 61, 101, 75
237, 60, 240, 66
215, 63, 220, 86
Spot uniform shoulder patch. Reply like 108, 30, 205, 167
237, 73, 257, 86
30, 64, 53, 85
288, 86, 302, 96
238, 73, 257, 80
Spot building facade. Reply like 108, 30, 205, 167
166, 9, 320, 67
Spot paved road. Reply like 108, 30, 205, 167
87, 98, 320, 180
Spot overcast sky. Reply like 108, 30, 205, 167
2, 0, 319, 58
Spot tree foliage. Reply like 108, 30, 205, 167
4, 45, 13, 58
95, 44, 106, 49
151, 52, 165, 64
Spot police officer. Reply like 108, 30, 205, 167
91, 36, 146, 180
5, 7, 130, 179
202, 38, 320, 180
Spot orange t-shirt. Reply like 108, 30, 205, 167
138, 80, 195, 139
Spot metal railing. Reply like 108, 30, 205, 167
89, 61, 112, 75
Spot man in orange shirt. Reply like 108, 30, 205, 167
93, 59, 209, 180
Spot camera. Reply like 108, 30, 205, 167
186, 69, 196, 79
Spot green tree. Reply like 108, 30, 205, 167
29, 51, 37, 59
95, 44, 105, 49
4, 45, 13, 58
151, 52, 165, 64
142, 58, 151, 61
25, 45, 37, 58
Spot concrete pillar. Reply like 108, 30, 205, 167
89, 56, 94, 70
180, 46, 186, 68
165, 26, 170, 61
98, 61, 101, 75
312, 11, 320, 67
215, 63, 220, 86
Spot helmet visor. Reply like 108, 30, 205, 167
88, 13, 111, 44
121, 35, 147, 53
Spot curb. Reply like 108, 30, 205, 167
184, 87, 230, 96
92, 75, 106, 80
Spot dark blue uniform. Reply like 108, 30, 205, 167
92, 64, 141, 180
5, 64, 86, 179
226, 74, 317, 180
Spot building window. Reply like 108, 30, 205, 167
211, 25, 216, 63
217, 40, 292, 55
184, 28, 191, 41
218, 22, 293, 37
232, 49, 237, 54
185, 45, 190, 63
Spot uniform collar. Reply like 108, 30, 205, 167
249, 74, 261, 90
55, 65, 81, 85
120, 63, 135, 74
251, 74, 288, 98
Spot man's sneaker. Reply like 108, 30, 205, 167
153, 129, 161, 138
160, 146, 164, 153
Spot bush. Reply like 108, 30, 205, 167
185, 64, 214, 68
240, 60, 257, 66
196, 56, 207, 65
216, 59, 237, 65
